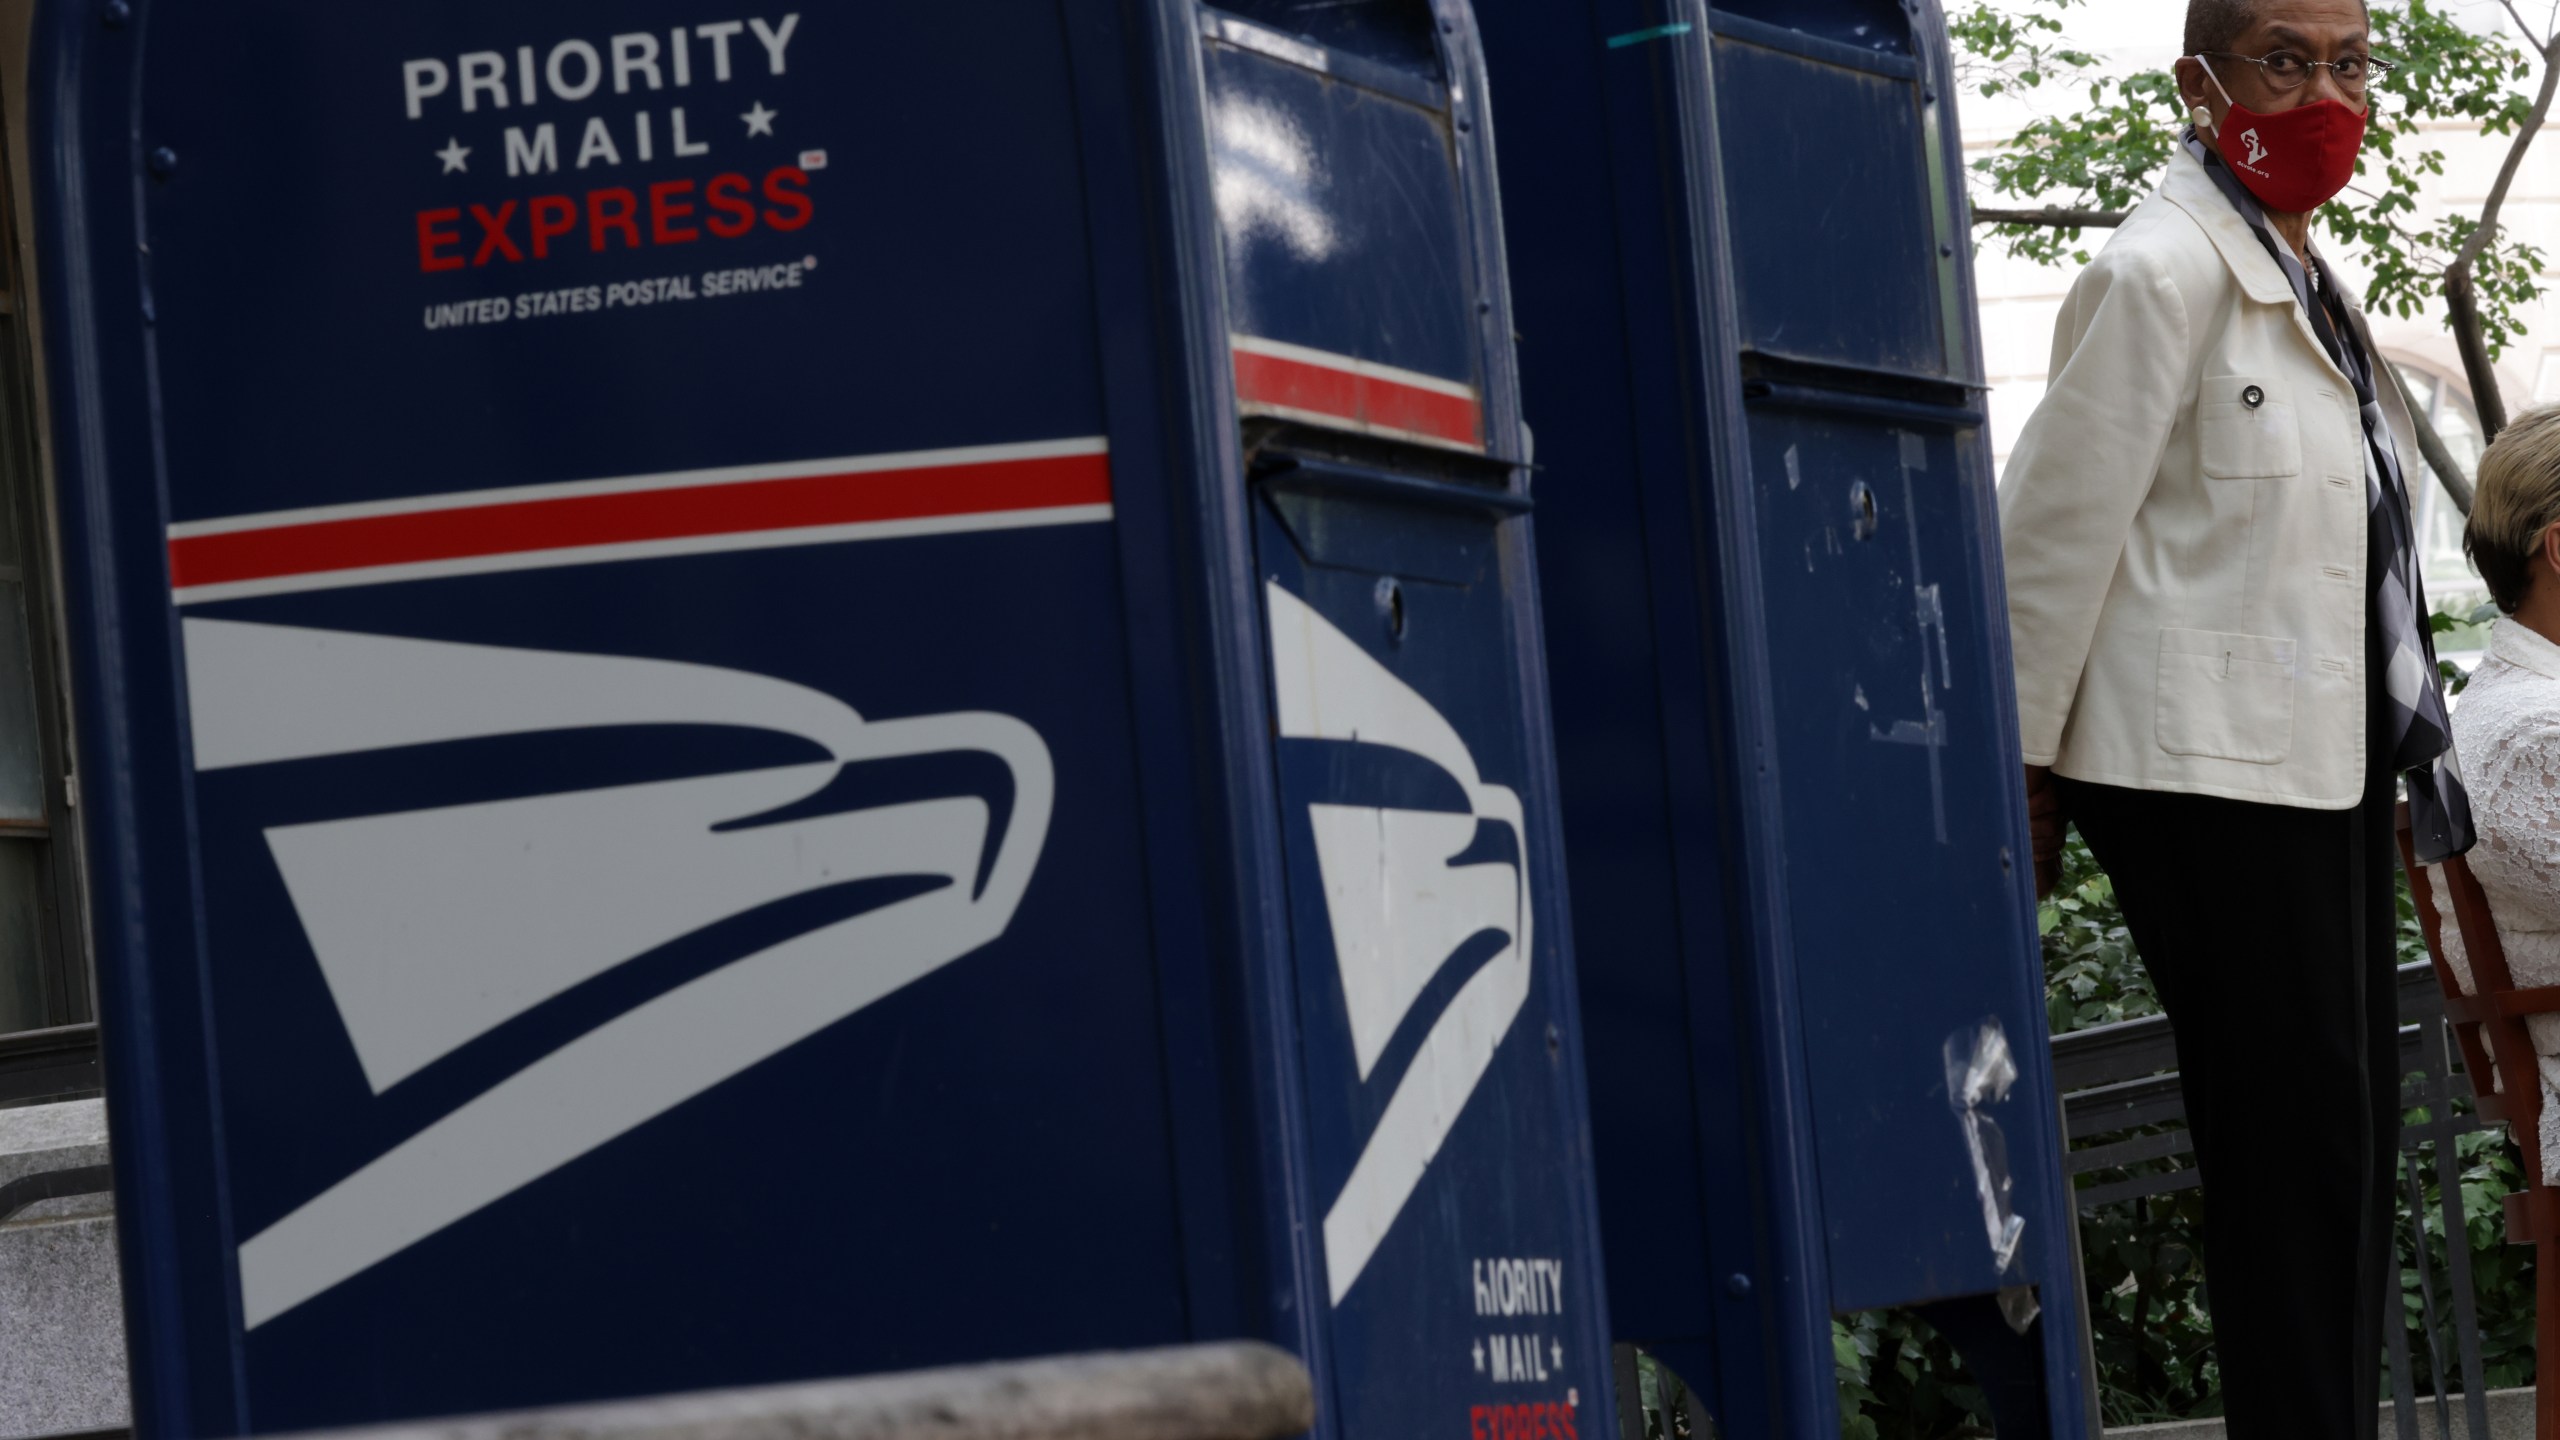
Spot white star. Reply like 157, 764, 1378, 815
1551, 1340, 1564, 1369
742, 102, 778, 137
435, 138, 470, 174
1471, 1339, 1484, 1372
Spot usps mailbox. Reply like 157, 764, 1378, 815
32, 0, 1606, 1435
1474, 0, 2094, 1435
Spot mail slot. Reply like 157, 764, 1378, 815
1472, 0, 2094, 1435
24, 0, 1608, 1435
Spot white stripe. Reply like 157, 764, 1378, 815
170, 503, 1114, 607
166, 437, 1110, 540
1236, 400, 1487, 455
1228, 333, 1479, 402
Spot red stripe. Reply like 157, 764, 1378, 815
168, 453, 1113, 591
1233, 349, 1482, 448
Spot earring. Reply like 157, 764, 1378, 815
2189, 103, 2215, 132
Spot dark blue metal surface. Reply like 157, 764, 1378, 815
30, 0, 1608, 1435
1477, 0, 2092, 1433
1255, 478, 1613, 1440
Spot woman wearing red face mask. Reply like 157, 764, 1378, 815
1998, 2, 2471, 1435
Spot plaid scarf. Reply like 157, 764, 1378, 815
2184, 133, 2474, 862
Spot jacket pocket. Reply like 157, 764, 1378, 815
2155, 627, 2297, 764
2197, 374, 2301, 479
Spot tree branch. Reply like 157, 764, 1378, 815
1970, 204, 2129, 228
2386, 358, 2476, 518
2442, 33, 2560, 439
2440, 272, 2507, 438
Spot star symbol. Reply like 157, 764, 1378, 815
1471, 1339, 1484, 1372
1551, 1340, 1564, 1369
742, 102, 778, 137
436, 138, 470, 174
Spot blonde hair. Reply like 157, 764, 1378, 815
2466, 404, 2560, 614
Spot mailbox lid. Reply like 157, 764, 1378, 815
1707, 2, 1972, 384
1203, 5, 1495, 453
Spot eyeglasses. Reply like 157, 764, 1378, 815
2202, 49, 2395, 95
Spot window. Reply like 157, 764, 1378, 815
2393, 362, 2489, 614
0, 119, 90, 1055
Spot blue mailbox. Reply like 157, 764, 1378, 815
31, 0, 1609, 1435
1473, 0, 2094, 1434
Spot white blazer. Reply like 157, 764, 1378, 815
1999, 146, 2410, 809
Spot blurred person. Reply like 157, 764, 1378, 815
2430, 407, 2560, 1175
1997, 0, 2472, 1432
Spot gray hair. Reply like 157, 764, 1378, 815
2185, 0, 2259, 55
2184, 0, 2371, 57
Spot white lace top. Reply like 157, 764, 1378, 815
2429, 619, 2560, 1181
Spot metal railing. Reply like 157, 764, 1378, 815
274, 1343, 1315, 1440
2055, 962, 2505, 1440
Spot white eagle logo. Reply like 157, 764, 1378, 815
184, 619, 1054, 1329
1263, 583, 1534, 1305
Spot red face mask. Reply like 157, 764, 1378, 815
2195, 56, 2367, 214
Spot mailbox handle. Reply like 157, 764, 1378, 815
1743, 381, 1986, 431
1253, 455, 1532, 516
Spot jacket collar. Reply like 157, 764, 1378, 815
2160, 148, 2298, 304
2156, 148, 2348, 385
2490, 616, 2560, 682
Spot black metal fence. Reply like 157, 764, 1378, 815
2056, 961, 2510, 1439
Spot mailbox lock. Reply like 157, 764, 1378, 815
1374, 576, 1407, 642
1850, 482, 1879, 541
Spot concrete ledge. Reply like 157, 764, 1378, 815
0, 1098, 126, 1440
0, 1099, 109, 1224
281, 1343, 1316, 1440
2109, 1387, 2538, 1439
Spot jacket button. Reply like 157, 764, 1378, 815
2243, 385, 2265, 408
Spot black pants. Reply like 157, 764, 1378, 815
2062, 771, 2398, 1440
